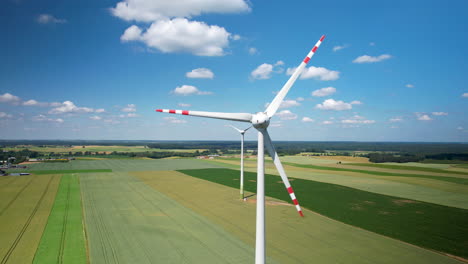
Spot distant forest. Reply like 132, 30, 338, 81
1, 140, 468, 163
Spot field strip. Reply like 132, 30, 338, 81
0, 176, 35, 216
0, 175, 58, 264
135, 170, 463, 264
80, 171, 266, 264
343, 163, 468, 176
33, 174, 87, 264
177, 168, 468, 260
206, 159, 468, 209
0, 177, 19, 191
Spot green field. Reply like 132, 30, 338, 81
4, 145, 206, 154
345, 162, 468, 175
34, 174, 87, 264
178, 168, 468, 259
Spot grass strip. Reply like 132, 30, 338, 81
33, 175, 87, 264
345, 163, 468, 175
178, 168, 468, 259
282, 162, 468, 185
29, 169, 112, 175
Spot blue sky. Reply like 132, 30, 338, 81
1, 0, 467, 141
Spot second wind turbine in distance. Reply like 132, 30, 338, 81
156, 35, 325, 264
229, 125, 251, 200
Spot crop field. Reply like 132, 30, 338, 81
0, 175, 60, 264
33, 174, 87, 264
136, 170, 462, 264
17, 158, 223, 172
206, 158, 468, 209
178, 168, 468, 259
1, 157, 467, 263
80, 171, 261, 264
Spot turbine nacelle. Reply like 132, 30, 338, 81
251, 112, 270, 129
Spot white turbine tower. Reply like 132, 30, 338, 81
156, 35, 325, 264
229, 125, 251, 200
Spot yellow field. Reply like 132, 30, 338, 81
0, 175, 61, 263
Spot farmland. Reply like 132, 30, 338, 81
0, 154, 467, 263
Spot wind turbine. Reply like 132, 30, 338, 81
228, 125, 251, 200
156, 35, 325, 264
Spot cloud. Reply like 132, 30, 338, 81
104, 119, 121, 125
369, 42, 376, 46
302, 117, 314, 122
415, 113, 432, 121
48, 101, 94, 114
316, 99, 355, 111
164, 117, 187, 124
22, 99, 49, 107
462, 93, 468, 98
248, 47, 257, 55
231, 34, 241, 40
457, 126, 464, 131
389, 117, 403, 122
251, 63, 274, 80
95, 108, 105, 113
341, 119, 375, 124
119, 113, 138, 118
322, 120, 333, 125
332, 45, 347, 52
111, 0, 250, 22
275, 110, 297, 120
296, 97, 304, 101
90, 116, 102, 120
312, 87, 336, 97
266, 99, 301, 109
406, 84, 414, 88
432, 112, 448, 116
353, 54, 392, 63
32, 114, 64, 123
173, 85, 212, 95
0, 112, 13, 119
270, 121, 283, 127
287, 66, 340, 81
186, 68, 214, 79
0, 93, 21, 105
121, 104, 136, 112
178, 103, 191, 107
37, 14, 67, 24
350, 100, 362, 105
120, 18, 231, 56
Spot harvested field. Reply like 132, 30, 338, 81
177, 168, 468, 259
136, 170, 462, 264
33, 174, 87, 264
0, 175, 60, 264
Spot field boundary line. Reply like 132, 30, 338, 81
1, 175, 55, 264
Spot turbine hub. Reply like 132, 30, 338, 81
251, 112, 270, 129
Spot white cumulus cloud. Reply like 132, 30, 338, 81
333, 45, 347, 52
312, 87, 336, 97
173, 85, 212, 96
462, 93, 468, 98
248, 47, 257, 55
353, 54, 392, 63
287, 66, 340, 81
90, 116, 102, 120
33, 114, 64, 123
275, 110, 297, 120
251, 63, 274, 80
0, 93, 21, 105
302, 117, 314, 123
186, 68, 214, 79
389, 117, 403, 122
415, 113, 432, 121
406, 84, 414, 88
341, 119, 375, 124
322, 120, 333, 125
111, 0, 250, 22
122, 104, 137, 112
120, 18, 231, 56
48, 101, 94, 114
178, 103, 192, 107
432, 112, 448, 116
0, 112, 13, 119
316, 99, 355, 111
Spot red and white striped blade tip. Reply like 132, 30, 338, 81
320, 35, 326, 41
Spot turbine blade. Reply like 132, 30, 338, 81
263, 130, 304, 217
265, 35, 325, 118
156, 109, 252, 123
243, 126, 252, 132
229, 124, 243, 133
